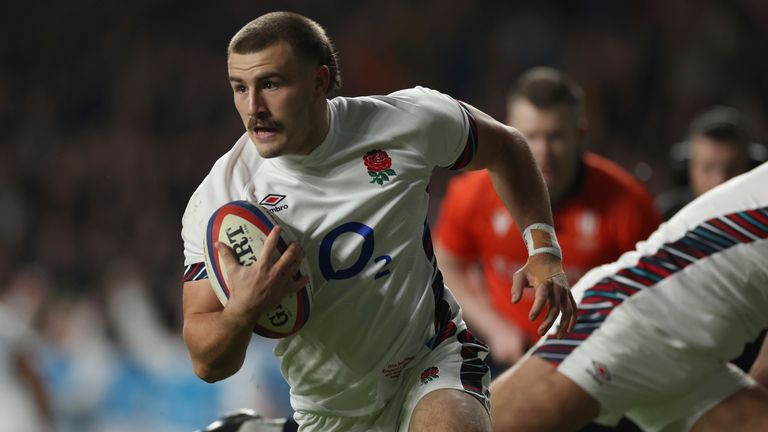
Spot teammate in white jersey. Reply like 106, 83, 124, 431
490, 161, 768, 432
180, 12, 577, 432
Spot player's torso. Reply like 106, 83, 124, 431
233, 97, 451, 414
184, 87, 474, 415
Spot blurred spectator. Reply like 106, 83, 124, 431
0, 301, 52, 432
656, 106, 766, 220
434, 67, 660, 370
1, 1, 767, 430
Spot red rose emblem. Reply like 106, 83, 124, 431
363, 150, 397, 186
363, 150, 392, 172
420, 366, 440, 384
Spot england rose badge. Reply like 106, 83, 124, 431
363, 149, 397, 186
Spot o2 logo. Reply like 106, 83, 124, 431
318, 222, 392, 281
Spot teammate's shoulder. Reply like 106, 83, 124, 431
388, 86, 447, 99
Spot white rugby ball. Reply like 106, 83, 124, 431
203, 200, 314, 338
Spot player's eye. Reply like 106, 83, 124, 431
233, 85, 247, 94
263, 81, 280, 90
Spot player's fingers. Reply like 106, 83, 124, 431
273, 242, 302, 267
258, 226, 283, 265
511, 269, 527, 304
215, 241, 239, 272
289, 275, 310, 293
273, 243, 304, 277
538, 283, 561, 336
555, 289, 578, 336
555, 288, 572, 337
567, 290, 579, 332
529, 280, 550, 320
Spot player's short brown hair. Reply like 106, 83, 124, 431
509, 67, 583, 113
229, 12, 342, 94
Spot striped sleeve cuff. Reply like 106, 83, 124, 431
447, 101, 479, 170
183, 262, 208, 282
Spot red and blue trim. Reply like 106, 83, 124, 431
457, 328, 491, 411
422, 216, 490, 409
533, 206, 768, 365
183, 262, 208, 282
447, 101, 478, 170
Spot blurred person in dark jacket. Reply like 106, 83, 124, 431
656, 106, 764, 221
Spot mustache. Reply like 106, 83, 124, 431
247, 117, 280, 130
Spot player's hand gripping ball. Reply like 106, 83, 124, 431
203, 200, 314, 338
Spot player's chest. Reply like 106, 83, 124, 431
244, 159, 428, 243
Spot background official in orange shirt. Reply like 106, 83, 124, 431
434, 67, 661, 368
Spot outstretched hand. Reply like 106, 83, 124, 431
216, 226, 309, 325
511, 253, 577, 337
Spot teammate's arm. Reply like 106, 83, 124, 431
182, 227, 308, 382
460, 103, 577, 336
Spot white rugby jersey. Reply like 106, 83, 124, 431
181, 87, 478, 416
534, 162, 768, 364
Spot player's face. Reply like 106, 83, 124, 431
507, 99, 584, 202
688, 134, 749, 197
228, 42, 328, 158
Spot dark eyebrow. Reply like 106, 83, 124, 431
228, 72, 282, 84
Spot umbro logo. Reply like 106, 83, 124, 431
260, 194, 286, 206
586, 360, 611, 385
259, 194, 288, 213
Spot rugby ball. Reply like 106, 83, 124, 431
203, 200, 314, 338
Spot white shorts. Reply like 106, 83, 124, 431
557, 305, 756, 431
533, 240, 768, 431
294, 313, 490, 432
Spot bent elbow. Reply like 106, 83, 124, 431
192, 362, 231, 383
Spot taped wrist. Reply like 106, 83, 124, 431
523, 223, 562, 259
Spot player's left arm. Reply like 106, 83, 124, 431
460, 102, 577, 336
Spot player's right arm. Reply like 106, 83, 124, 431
182, 228, 307, 382
183, 277, 252, 382
435, 247, 527, 364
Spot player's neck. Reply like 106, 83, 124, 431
550, 157, 585, 206
301, 99, 331, 155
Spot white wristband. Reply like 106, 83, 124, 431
522, 223, 562, 258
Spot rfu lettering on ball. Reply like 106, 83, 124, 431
225, 224, 258, 266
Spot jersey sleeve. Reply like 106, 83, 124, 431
434, 173, 481, 260
388, 87, 478, 170
181, 186, 210, 281
180, 134, 255, 282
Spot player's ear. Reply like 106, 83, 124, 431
315, 65, 330, 96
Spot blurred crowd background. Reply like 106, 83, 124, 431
2, 0, 767, 430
